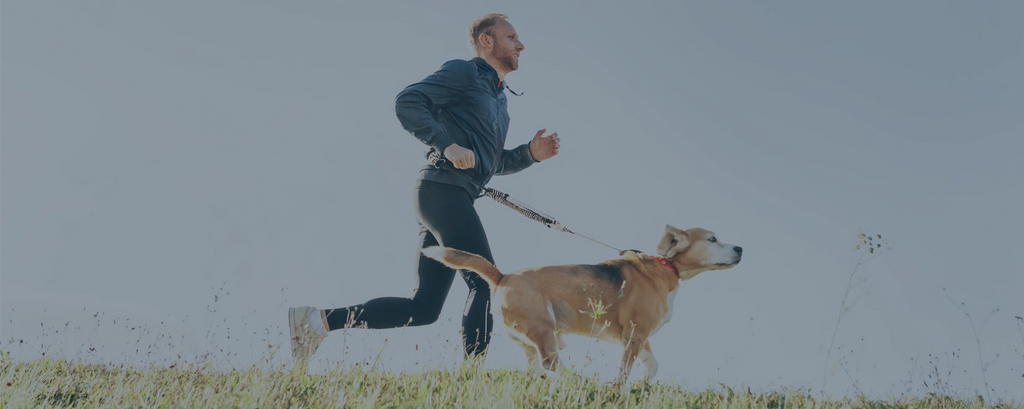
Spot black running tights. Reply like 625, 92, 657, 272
323, 180, 494, 357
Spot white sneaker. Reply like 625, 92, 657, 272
289, 306, 327, 365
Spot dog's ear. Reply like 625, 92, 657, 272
657, 225, 690, 258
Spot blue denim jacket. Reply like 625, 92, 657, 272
395, 57, 537, 197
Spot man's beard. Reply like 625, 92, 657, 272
495, 42, 518, 72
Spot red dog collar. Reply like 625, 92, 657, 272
653, 256, 678, 275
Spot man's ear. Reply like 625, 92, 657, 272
656, 225, 690, 258
478, 33, 492, 49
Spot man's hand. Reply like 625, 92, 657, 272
443, 143, 476, 169
529, 129, 560, 162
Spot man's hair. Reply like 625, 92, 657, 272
469, 13, 509, 50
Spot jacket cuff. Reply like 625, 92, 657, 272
521, 143, 539, 164
431, 132, 457, 154
426, 123, 457, 153
516, 143, 538, 168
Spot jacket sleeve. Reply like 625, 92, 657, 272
394, 60, 475, 153
494, 142, 538, 176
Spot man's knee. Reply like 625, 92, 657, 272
410, 305, 443, 326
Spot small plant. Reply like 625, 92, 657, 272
905, 350, 968, 402
1016, 316, 1024, 379
943, 288, 1000, 403
823, 231, 893, 389
576, 282, 619, 372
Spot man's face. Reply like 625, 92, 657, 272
488, 20, 524, 72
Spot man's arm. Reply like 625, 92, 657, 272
494, 143, 537, 176
394, 60, 475, 153
495, 129, 560, 175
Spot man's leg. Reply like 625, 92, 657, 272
322, 226, 456, 330
412, 182, 495, 357
318, 181, 495, 357
459, 271, 493, 357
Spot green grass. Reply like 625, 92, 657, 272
1, 357, 1016, 408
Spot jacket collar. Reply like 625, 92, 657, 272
471, 57, 504, 91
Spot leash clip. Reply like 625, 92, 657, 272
428, 150, 448, 169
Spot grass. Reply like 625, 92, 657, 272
1, 356, 1016, 408
2, 232, 1019, 408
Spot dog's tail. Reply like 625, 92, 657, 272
421, 246, 504, 288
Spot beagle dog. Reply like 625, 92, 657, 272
422, 225, 742, 382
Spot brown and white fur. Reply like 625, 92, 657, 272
421, 224, 742, 383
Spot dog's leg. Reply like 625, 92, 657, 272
518, 341, 545, 376
639, 342, 658, 380
505, 302, 561, 372
616, 327, 649, 384
524, 326, 561, 371
507, 330, 544, 376
556, 332, 567, 350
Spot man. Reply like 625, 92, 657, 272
289, 14, 560, 364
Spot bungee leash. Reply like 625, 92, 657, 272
431, 157, 632, 255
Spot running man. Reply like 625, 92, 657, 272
289, 13, 560, 364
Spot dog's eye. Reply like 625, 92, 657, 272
709, 237, 717, 243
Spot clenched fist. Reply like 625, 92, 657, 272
444, 143, 476, 169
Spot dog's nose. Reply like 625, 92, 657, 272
734, 246, 742, 254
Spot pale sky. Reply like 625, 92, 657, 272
2, 0, 1022, 400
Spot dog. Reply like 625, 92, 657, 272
421, 224, 742, 383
